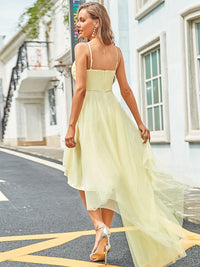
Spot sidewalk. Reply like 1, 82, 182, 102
0, 144, 64, 163
0, 144, 200, 224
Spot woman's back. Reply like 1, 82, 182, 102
72, 41, 119, 87
85, 39, 118, 71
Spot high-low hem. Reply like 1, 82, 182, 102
63, 43, 200, 267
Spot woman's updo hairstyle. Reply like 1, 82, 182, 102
78, 2, 115, 45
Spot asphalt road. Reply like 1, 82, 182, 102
0, 149, 199, 267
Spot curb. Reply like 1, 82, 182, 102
0, 145, 63, 165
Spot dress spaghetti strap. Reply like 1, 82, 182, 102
87, 42, 93, 69
87, 42, 118, 72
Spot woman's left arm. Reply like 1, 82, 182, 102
65, 43, 88, 148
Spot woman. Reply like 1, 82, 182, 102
63, 2, 200, 266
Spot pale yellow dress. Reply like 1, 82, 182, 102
63, 42, 200, 267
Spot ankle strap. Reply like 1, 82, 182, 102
95, 225, 105, 231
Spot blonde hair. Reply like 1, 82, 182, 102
78, 2, 114, 45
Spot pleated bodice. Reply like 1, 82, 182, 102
71, 61, 115, 93
86, 70, 115, 92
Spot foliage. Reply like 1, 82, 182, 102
18, 0, 69, 40
62, 0, 69, 25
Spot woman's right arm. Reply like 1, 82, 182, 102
116, 48, 150, 143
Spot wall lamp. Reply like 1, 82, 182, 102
54, 61, 66, 75
50, 77, 60, 90
54, 61, 73, 95
54, 61, 72, 78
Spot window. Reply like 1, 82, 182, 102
191, 20, 200, 130
48, 88, 57, 125
144, 49, 163, 132
135, 0, 165, 20
192, 21, 200, 130
0, 79, 3, 104
197, 22, 200, 122
181, 6, 200, 142
137, 32, 169, 143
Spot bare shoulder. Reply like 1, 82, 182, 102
74, 42, 88, 55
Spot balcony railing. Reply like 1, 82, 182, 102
1, 41, 50, 139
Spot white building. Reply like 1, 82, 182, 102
106, 0, 200, 187
0, 0, 200, 187
0, 0, 73, 148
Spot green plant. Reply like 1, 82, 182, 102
62, 0, 69, 25
19, 0, 69, 40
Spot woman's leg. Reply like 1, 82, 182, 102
79, 190, 104, 227
101, 208, 115, 228
79, 190, 87, 206
79, 190, 105, 253
79, 191, 114, 227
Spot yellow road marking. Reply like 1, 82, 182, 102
0, 230, 95, 242
0, 227, 133, 242
12, 255, 118, 266
0, 227, 128, 266
0, 226, 199, 266
0, 234, 80, 262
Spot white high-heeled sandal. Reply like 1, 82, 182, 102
90, 225, 111, 265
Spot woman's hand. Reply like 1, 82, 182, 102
138, 123, 150, 144
65, 125, 77, 148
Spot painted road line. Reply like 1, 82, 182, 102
11, 255, 119, 266
0, 227, 135, 242
0, 180, 6, 183
0, 191, 8, 201
0, 148, 64, 172
0, 230, 95, 242
0, 228, 128, 264
0, 227, 199, 266
0, 234, 81, 262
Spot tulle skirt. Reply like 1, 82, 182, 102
63, 90, 200, 267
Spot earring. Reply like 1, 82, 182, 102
91, 26, 97, 38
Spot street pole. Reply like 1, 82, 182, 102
69, 0, 85, 62
0, 81, 3, 143
0, 108, 2, 143
69, 0, 85, 99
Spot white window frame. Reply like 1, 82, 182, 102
193, 20, 200, 128
180, 5, 200, 143
135, 0, 165, 20
137, 32, 170, 143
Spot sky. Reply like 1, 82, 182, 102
0, 0, 36, 46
